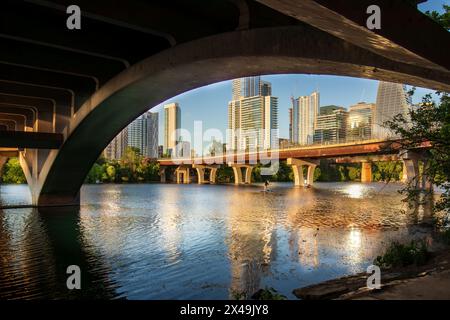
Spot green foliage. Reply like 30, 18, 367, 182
374, 240, 429, 269
347, 166, 360, 181
424, 4, 449, 30
372, 161, 403, 182
231, 290, 246, 300
385, 92, 450, 212
251, 287, 287, 300
85, 147, 161, 184
1, 158, 26, 184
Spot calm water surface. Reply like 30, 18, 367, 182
0, 182, 440, 299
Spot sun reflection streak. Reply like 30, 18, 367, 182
344, 226, 364, 270
343, 184, 365, 199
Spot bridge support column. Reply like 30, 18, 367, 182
287, 158, 318, 187
361, 162, 372, 183
175, 166, 191, 184
402, 159, 419, 185
195, 167, 206, 184
193, 164, 220, 184
244, 166, 253, 184
229, 164, 253, 185
306, 164, 317, 186
210, 168, 218, 184
401, 151, 422, 188
159, 167, 166, 183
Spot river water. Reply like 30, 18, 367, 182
0, 182, 440, 299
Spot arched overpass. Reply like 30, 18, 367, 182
0, 0, 449, 206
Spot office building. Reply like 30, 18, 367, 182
164, 102, 181, 155
347, 102, 375, 142
374, 81, 411, 139
313, 109, 348, 144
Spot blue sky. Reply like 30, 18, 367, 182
149, 0, 446, 144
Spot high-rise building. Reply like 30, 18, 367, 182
164, 102, 181, 155
313, 109, 348, 144
289, 91, 320, 145
288, 108, 293, 143
347, 102, 375, 142
231, 76, 271, 101
127, 111, 159, 158
228, 77, 278, 150
320, 105, 344, 115
374, 81, 411, 139
104, 127, 128, 160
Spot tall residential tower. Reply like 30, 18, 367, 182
289, 91, 320, 145
164, 102, 181, 156
228, 76, 278, 150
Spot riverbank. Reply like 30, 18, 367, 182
293, 248, 450, 300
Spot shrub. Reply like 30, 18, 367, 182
374, 240, 429, 268
251, 287, 286, 300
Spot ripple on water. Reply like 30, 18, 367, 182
0, 182, 441, 299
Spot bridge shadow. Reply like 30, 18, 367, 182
0, 206, 118, 299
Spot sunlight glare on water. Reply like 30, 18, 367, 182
0, 182, 439, 299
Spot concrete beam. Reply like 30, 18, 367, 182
0, 131, 63, 149
0, 148, 19, 157
257, 0, 450, 71
335, 154, 400, 163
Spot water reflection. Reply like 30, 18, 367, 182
226, 188, 277, 298
0, 206, 117, 299
0, 182, 442, 299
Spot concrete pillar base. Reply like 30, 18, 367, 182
229, 164, 254, 185
287, 158, 319, 187
175, 166, 191, 184
361, 162, 372, 183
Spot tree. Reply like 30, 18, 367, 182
385, 92, 450, 212
424, 4, 449, 31
1, 158, 26, 184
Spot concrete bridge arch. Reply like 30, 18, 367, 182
1, 1, 449, 206
32, 24, 450, 205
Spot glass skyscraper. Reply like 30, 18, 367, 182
374, 81, 411, 139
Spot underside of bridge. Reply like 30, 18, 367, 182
0, 0, 449, 206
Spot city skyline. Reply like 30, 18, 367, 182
151, 75, 437, 145
105, 75, 437, 159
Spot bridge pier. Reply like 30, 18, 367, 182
210, 168, 218, 184
159, 167, 166, 183
175, 166, 191, 184
192, 164, 220, 184
361, 162, 372, 183
401, 151, 433, 191
229, 164, 253, 185
287, 158, 318, 186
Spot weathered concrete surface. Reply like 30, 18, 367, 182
257, 0, 450, 71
